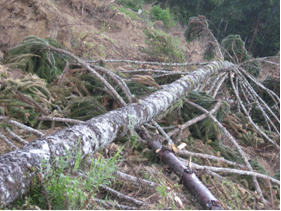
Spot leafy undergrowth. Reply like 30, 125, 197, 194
5, 135, 280, 210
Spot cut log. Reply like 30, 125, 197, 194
146, 135, 223, 210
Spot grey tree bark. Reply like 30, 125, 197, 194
0, 60, 233, 207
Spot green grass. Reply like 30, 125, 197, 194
118, 7, 140, 20
117, 0, 143, 11
9, 144, 122, 210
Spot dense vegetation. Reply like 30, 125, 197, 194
146, 0, 280, 57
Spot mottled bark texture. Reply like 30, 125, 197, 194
0, 60, 232, 207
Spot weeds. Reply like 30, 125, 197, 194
118, 7, 140, 20
143, 28, 185, 63
9, 143, 122, 210
117, 0, 143, 11
149, 5, 176, 28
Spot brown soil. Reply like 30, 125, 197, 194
0, 0, 206, 64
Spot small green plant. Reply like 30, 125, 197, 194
10, 143, 122, 209
97, 44, 106, 57
157, 184, 167, 197
49, 0, 57, 8
157, 183, 176, 209
143, 28, 185, 63
117, 0, 143, 11
118, 7, 140, 20
149, 5, 174, 28
129, 133, 139, 148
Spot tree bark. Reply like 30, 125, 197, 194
146, 137, 223, 210
0, 60, 232, 207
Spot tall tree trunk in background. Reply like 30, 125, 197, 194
0, 60, 232, 207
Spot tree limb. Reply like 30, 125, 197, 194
145, 134, 223, 210
184, 97, 266, 202
46, 46, 127, 107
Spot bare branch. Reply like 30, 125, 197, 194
5, 127, 29, 145
119, 69, 177, 74
0, 116, 44, 137
239, 67, 280, 103
114, 170, 159, 188
241, 56, 280, 66
229, 72, 279, 149
90, 65, 133, 104
179, 158, 280, 185
239, 78, 279, 134
168, 99, 222, 138
236, 69, 280, 125
151, 119, 174, 146
47, 46, 127, 107
76, 172, 147, 207
236, 76, 241, 112
212, 73, 228, 98
177, 149, 246, 169
84, 59, 209, 66
37, 116, 84, 125
184, 99, 266, 202
57, 60, 69, 85
208, 29, 224, 60
0, 132, 18, 150
91, 198, 136, 210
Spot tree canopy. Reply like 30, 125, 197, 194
155, 0, 280, 57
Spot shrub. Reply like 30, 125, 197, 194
10, 146, 122, 209
117, 0, 143, 11
149, 5, 172, 27
143, 28, 185, 63
118, 6, 140, 20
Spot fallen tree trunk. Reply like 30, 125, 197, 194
0, 60, 232, 207
145, 135, 223, 210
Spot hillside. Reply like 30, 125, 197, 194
0, 0, 206, 64
0, 0, 280, 210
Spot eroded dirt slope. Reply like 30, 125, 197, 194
0, 0, 206, 65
